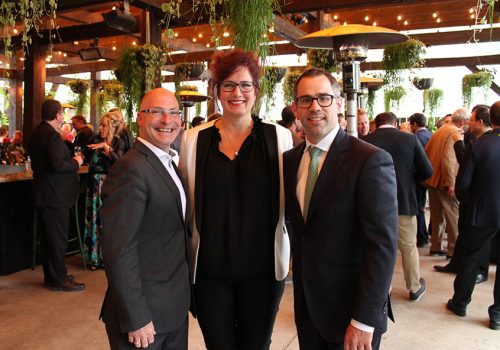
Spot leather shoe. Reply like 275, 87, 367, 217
446, 299, 466, 317
47, 279, 85, 292
434, 264, 456, 273
490, 320, 500, 330
475, 274, 488, 284
409, 278, 427, 302
429, 250, 446, 256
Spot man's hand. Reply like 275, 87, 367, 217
73, 155, 83, 166
452, 131, 464, 142
446, 185, 455, 197
128, 321, 156, 348
344, 324, 373, 350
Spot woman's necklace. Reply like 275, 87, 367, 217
219, 119, 252, 158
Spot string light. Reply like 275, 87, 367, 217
469, 8, 474, 13
397, 15, 402, 21
132, 41, 137, 45
192, 38, 197, 42
223, 32, 230, 37
470, 14, 475, 19
364, 16, 369, 21
404, 20, 408, 25
63, 53, 67, 57
198, 33, 203, 38
206, 43, 210, 48
343, 21, 348, 25
433, 13, 438, 18
373, 21, 377, 26
73, 41, 79, 45
436, 18, 441, 23
13, 28, 18, 34
333, 15, 338, 20
174, 32, 179, 37
112, 46, 116, 51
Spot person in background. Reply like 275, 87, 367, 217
71, 115, 95, 152
100, 88, 191, 349
0, 125, 10, 144
357, 108, 370, 137
179, 49, 293, 350
84, 112, 126, 270
8, 130, 25, 163
108, 108, 134, 152
279, 105, 304, 147
28, 99, 85, 292
284, 68, 397, 350
337, 113, 347, 130
191, 116, 205, 128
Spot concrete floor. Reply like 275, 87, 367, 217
1, 248, 500, 350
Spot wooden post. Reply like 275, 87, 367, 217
90, 71, 100, 128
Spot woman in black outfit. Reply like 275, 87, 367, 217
179, 49, 293, 350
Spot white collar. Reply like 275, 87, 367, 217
304, 124, 340, 153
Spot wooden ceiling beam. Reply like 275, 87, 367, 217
46, 60, 116, 76
361, 54, 500, 70
414, 28, 500, 46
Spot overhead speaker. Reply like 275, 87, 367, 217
102, 8, 136, 33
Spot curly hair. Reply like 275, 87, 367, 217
100, 111, 123, 144
209, 49, 260, 92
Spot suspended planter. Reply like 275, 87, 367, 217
413, 77, 434, 90
67, 79, 89, 95
382, 38, 426, 87
461, 70, 494, 108
307, 49, 340, 73
259, 66, 288, 113
423, 88, 444, 117
384, 86, 406, 112
283, 70, 302, 105
175, 62, 205, 80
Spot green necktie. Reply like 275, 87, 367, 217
303, 146, 322, 219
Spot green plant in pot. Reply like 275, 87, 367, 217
423, 88, 444, 118
382, 38, 426, 87
413, 77, 434, 90
283, 70, 302, 105
116, 44, 166, 122
461, 69, 494, 108
67, 79, 90, 115
307, 49, 340, 73
97, 80, 124, 116
259, 66, 288, 113
384, 86, 406, 112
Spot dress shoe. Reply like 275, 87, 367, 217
475, 274, 488, 284
409, 278, 427, 302
434, 264, 457, 273
446, 255, 453, 260
47, 279, 85, 292
429, 250, 446, 256
446, 299, 466, 317
490, 320, 500, 330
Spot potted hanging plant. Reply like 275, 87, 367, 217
259, 66, 288, 113
283, 70, 302, 105
67, 79, 90, 115
461, 69, 494, 108
423, 88, 444, 117
382, 38, 426, 87
367, 89, 378, 118
175, 62, 206, 80
384, 86, 406, 112
307, 49, 340, 73
97, 80, 124, 116
116, 44, 166, 122
413, 77, 434, 90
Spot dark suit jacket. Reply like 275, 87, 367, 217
456, 128, 500, 229
100, 141, 191, 334
28, 121, 79, 208
284, 128, 398, 343
74, 125, 95, 149
364, 127, 433, 215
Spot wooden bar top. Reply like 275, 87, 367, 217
0, 165, 88, 183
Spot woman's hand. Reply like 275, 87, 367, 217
87, 142, 112, 154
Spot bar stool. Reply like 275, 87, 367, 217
32, 193, 87, 270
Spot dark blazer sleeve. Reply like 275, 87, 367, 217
453, 140, 466, 165
353, 149, 398, 327
100, 158, 152, 332
413, 136, 433, 184
46, 130, 80, 173
455, 142, 475, 193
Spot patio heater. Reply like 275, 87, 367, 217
295, 24, 407, 137
178, 91, 211, 129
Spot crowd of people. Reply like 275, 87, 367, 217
19, 48, 499, 350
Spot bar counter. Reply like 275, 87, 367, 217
0, 165, 88, 275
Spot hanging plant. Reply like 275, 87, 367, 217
175, 62, 205, 80
97, 80, 124, 116
260, 66, 288, 113
0, 0, 58, 61
461, 69, 494, 108
384, 86, 406, 112
283, 70, 302, 105
423, 88, 444, 117
367, 89, 377, 118
382, 38, 426, 87
67, 79, 89, 115
116, 44, 166, 122
412, 77, 434, 90
178, 84, 199, 92
307, 49, 340, 73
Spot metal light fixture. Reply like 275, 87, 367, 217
102, 0, 136, 33
78, 38, 104, 61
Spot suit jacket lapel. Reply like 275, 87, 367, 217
306, 129, 351, 222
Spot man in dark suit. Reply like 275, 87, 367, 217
28, 99, 85, 291
284, 68, 398, 349
100, 88, 191, 349
446, 101, 500, 331
365, 112, 433, 302
71, 115, 95, 150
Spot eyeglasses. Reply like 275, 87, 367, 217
295, 94, 337, 109
219, 80, 256, 93
140, 108, 183, 119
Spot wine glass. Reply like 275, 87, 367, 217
74, 146, 82, 157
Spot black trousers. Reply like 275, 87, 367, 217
37, 207, 70, 285
297, 298, 382, 350
194, 271, 285, 350
105, 318, 188, 350
452, 226, 500, 321
416, 184, 429, 246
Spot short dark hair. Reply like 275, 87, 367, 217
409, 113, 426, 127
489, 101, 500, 126
41, 99, 62, 121
191, 116, 205, 128
471, 104, 489, 114
293, 68, 340, 99
375, 112, 398, 127
473, 106, 491, 127
71, 115, 87, 124
278, 105, 295, 128
338, 113, 345, 120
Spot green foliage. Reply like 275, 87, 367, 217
260, 66, 287, 113
367, 89, 377, 118
178, 84, 199, 92
382, 38, 426, 87
307, 49, 339, 73
97, 80, 124, 116
423, 88, 444, 117
195, 102, 202, 116
66, 79, 89, 115
116, 44, 166, 122
461, 69, 494, 108
283, 70, 302, 105
67, 79, 89, 94
384, 86, 406, 112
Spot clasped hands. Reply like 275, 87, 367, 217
128, 321, 156, 348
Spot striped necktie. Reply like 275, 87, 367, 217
303, 146, 322, 219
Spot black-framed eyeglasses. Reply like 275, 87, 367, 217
140, 108, 183, 119
295, 94, 337, 109
219, 80, 256, 93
